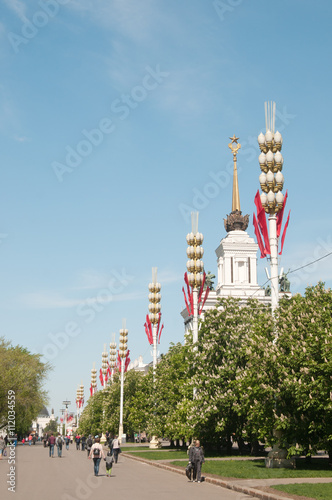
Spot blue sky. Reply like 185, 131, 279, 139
1, 0, 332, 421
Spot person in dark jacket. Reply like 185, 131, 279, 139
189, 440, 205, 483
48, 433, 56, 458
81, 435, 86, 451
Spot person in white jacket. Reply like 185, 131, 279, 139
89, 436, 105, 476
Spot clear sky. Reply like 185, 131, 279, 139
1, 0, 332, 422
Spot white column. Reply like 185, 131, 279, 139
152, 323, 158, 380
118, 358, 125, 440
268, 214, 279, 314
192, 288, 198, 344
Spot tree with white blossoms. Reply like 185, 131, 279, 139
181, 297, 275, 453
132, 342, 193, 442
271, 282, 332, 458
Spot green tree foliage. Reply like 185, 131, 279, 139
144, 343, 192, 440
77, 283, 332, 457
273, 282, 332, 457
43, 418, 58, 434
0, 337, 50, 436
183, 297, 274, 451
79, 369, 148, 439
78, 389, 104, 437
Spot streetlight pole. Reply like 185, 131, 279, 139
118, 319, 128, 442
59, 408, 65, 435
91, 363, 97, 395
186, 211, 204, 344
62, 399, 71, 437
258, 102, 293, 468
102, 345, 108, 389
147, 267, 162, 449
109, 334, 117, 383
258, 101, 285, 314
76, 383, 84, 428
101, 345, 109, 441
148, 267, 161, 380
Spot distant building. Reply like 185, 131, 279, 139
128, 355, 150, 373
31, 406, 55, 435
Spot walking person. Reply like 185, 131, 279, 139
57, 434, 63, 458
75, 434, 80, 450
89, 436, 105, 476
104, 451, 114, 477
86, 435, 93, 458
189, 439, 205, 483
48, 433, 56, 458
111, 435, 120, 464
64, 435, 70, 451
81, 434, 86, 451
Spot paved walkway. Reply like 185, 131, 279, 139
123, 451, 332, 500
1, 444, 332, 500
0, 444, 256, 500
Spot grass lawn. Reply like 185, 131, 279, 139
273, 483, 332, 500
170, 458, 332, 479
126, 450, 189, 460
121, 446, 150, 452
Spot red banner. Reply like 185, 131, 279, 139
254, 190, 270, 255
279, 210, 290, 255
99, 368, 104, 387
277, 190, 288, 239
253, 213, 266, 258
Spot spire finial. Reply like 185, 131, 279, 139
228, 135, 241, 212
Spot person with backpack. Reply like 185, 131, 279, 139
104, 451, 114, 477
56, 434, 64, 458
86, 435, 93, 458
189, 440, 205, 483
89, 436, 105, 476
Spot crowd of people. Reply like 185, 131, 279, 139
2, 429, 206, 483
41, 432, 121, 477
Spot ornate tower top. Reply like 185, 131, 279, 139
224, 135, 249, 232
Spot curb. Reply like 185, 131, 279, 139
122, 452, 287, 500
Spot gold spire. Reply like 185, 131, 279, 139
228, 135, 241, 212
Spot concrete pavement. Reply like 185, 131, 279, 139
123, 451, 332, 500
0, 443, 256, 500
2, 444, 332, 500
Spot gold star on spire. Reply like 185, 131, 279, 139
229, 134, 239, 144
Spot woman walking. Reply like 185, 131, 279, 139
111, 435, 120, 464
189, 440, 205, 483
89, 436, 105, 476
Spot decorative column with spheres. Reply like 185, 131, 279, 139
118, 320, 128, 442
76, 383, 84, 427
186, 211, 204, 344
148, 267, 161, 379
102, 345, 108, 389
109, 335, 117, 383
91, 363, 97, 395
257, 101, 284, 313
